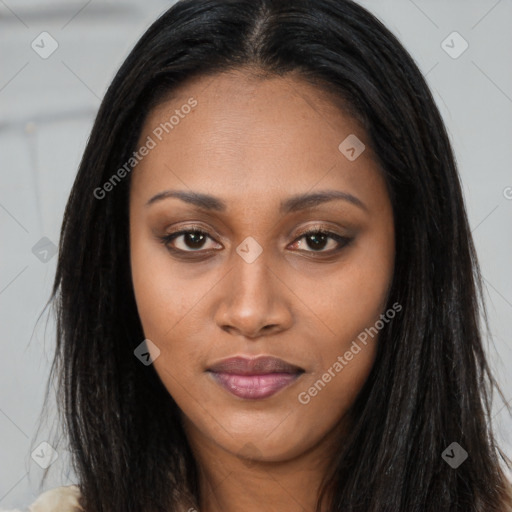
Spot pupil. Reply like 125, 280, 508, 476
307, 233, 327, 251
186, 232, 205, 249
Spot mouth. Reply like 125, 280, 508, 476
206, 355, 305, 400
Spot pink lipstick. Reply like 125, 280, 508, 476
207, 355, 304, 400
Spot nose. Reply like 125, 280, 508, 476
214, 254, 293, 340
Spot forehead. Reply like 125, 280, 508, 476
131, 69, 382, 207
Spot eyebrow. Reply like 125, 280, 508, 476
145, 189, 368, 213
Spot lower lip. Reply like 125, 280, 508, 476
208, 371, 302, 399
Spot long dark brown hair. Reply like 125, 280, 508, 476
44, 0, 512, 510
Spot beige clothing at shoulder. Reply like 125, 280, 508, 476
28, 486, 81, 512
0, 486, 81, 512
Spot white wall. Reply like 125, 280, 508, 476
1, 0, 511, 508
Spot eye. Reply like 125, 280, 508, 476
158, 225, 352, 257
289, 227, 352, 254
159, 227, 221, 253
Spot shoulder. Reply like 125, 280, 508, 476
29, 486, 82, 512
0, 485, 83, 512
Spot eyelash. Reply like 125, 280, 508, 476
158, 224, 352, 258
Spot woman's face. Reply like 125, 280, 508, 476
129, 70, 395, 464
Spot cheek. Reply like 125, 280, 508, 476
129, 226, 215, 396
130, 224, 200, 337
296, 235, 394, 366
292, 230, 394, 409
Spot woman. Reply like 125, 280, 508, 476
15, 0, 512, 510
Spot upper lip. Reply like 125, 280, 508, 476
207, 356, 305, 375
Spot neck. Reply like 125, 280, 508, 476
182, 417, 349, 512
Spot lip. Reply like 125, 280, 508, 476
207, 356, 305, 400
207, 355, 304, 375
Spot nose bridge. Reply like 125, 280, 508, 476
229, 243, 276, 311
228, 221, 275, 296
214, 241, 290, 337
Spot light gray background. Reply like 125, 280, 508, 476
1, 0, 511, 508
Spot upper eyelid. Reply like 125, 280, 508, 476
164, 220, 347, 236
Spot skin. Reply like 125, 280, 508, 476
129, 68, 395, 512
